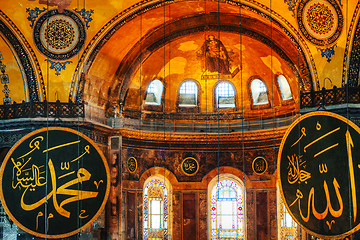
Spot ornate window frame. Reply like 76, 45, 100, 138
143, 175, 172, 240
207, 174, 246, 240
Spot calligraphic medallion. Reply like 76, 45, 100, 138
0, 127, 110, 238
277, 111, 360, 238
252, 157, 268, 175
127, 157, 137, 173
181, 157, 199, 176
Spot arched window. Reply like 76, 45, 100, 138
178, 80, 198, 107
143, 176, 171, 240
208, 174, 245, 240
277, 75, 293, 100
145, 80, 163, 105
251, 79, 269, 105
216, 81, 235, 108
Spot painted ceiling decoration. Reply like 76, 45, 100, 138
0, 51, 11, 105
296, 0, 343, 63
0, 10, 46, 102
69, 0, 316, 105
346, 6, 360, 87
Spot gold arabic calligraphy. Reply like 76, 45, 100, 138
286, 122, 357, 229
11, 138, 102, 232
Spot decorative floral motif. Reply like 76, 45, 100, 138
284, 0, 298, 16
46, 60, 72, 75
317, 44, 337, 62
26, 7, 46, 27
74, 8, 94, 28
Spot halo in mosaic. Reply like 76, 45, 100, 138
33, 9, 86, 60
297, 0, 343, 45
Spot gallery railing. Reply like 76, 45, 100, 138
1, 86, 360, 121
0, 100, 84, 120
300, 86, 360, 108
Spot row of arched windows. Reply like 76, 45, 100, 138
142, 174, 299, 240
144, 75, 293, 109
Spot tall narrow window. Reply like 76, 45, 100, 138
251, 79, 268, 105
277, 185, 298, 239
178, 80, 198, 107
145, 80, 163, 105
277, 75, 293, 100
209, 175, 245, 240
143, 177, 170, 240
216, 81, 235, 108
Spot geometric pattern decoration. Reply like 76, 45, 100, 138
0, 10, 45, 102
297, 0, 343, 46
0, 55, 11, 104
33, 9, 86, 60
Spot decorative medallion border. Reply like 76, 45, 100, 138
33, 9, 86, 60
296, 0, 343, 46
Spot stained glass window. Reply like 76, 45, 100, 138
143, 178, 169, 240
209, 176, 245, 240
251, 79, 269, 105
216, 81, 235, 108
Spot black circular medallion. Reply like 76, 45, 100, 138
0, 127, 110, 238
278, 111, 360, 238
252, 157, 268, 175
181, 157, 199, 176
127, 157, 137, 173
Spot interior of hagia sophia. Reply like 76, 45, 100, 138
1, 0, 360, 239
